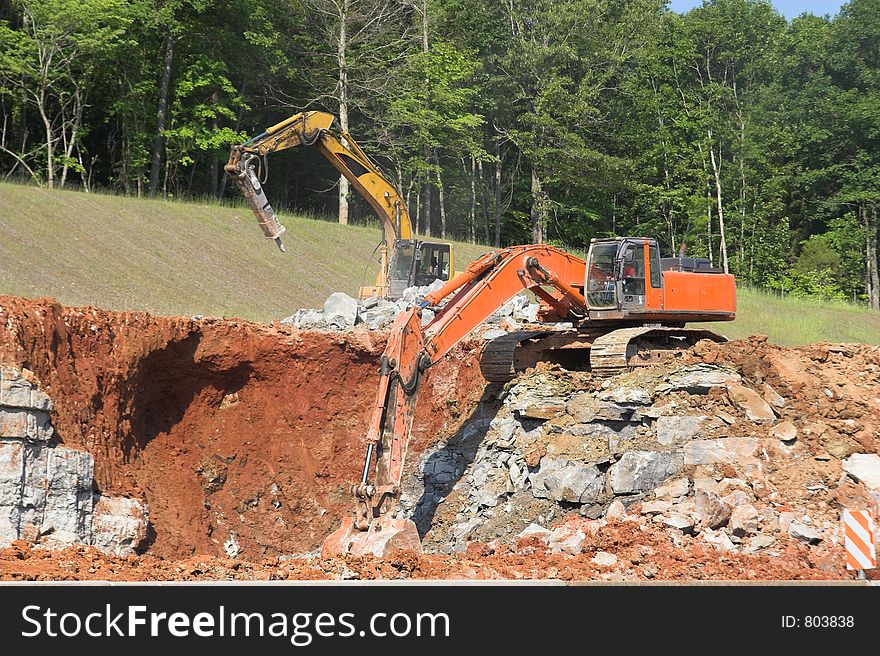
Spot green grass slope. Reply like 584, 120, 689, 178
700, 287, 880, 346
0, 182, 490, 322
1, 182, 878, 344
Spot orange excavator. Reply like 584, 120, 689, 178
322, 237, 736, 557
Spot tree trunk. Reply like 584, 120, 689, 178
187, 156, 199, 195
734, 80, 746, 271
494, 140, 502, 247
867, 204, 879, 311
738, 127, 746, 271
530, 165, 546, 244
163, 141, 171, 197
708, 131, 729, 274
337, 0, 350, 225
477, 159, 490, 244
436, 157, 446, 238
37, 91, 54, 189
651, 77, 675, 251
414, 180, 421, 234
864, 205, 872, 303
61, 86, 86, 190
419, 0, 431, 237
612, 194, 617, 236
468, 157, 476, 243
706, 184, 713, 267
149, 31, 175, 197
405, 178, 414, 218
422, 170, 432, 237
208, 90, 220, 198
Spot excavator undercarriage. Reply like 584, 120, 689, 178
480, 325, 728, 382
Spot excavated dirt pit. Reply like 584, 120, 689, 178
1, 295, 879, 582
0, 296, 486, 561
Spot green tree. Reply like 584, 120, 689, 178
0, 0, 132, 188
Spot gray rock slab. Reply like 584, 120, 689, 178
726, 382, 776, 422
323, 292, 359, 329
656, 415, 708, 446
92, 496, 149, 556
40, 447, 94, 547
610, 450, 683, 494
0, 441, 24, 546
684, 437, 759, 466
843, 453, 880, 492
530, 458, 604, 504
789, 522, 822, 544
0, 408, 54, 441
664, 365, 740, 393
0, 368, 52, 411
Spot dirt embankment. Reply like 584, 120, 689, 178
0, 296, 486, 560
1, 296, 879, 582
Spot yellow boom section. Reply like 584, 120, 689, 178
226, 111, 413, 248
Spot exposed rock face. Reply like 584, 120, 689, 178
0, 368, 149, 554
398, 334, 880, 564
401, 362, 778, 552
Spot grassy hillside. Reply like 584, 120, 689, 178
0, 182, 490, 321
1, 182, 878, 345
698, 287, 880, 346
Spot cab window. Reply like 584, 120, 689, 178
621, 243, 645, 295
649, 244, 662, 288
586, 242, 617, 308
389, 242, 415, 282
414, 244, 450, 286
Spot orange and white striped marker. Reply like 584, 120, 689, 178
843, 510, 875, 571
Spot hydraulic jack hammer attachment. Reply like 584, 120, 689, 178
224, 150, 286, 252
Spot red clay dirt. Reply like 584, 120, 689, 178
0, 520, 841, 582
0, 296, 877, 582
0, 295, 485, 561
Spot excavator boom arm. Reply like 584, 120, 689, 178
334, 246, 587, 550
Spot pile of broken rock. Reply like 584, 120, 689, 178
281, 283, 541, 332
402, 336, 880, 571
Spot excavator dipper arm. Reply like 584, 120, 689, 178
322, 245, 586, 557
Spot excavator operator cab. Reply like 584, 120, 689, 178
585, 237, 662, 311
386, 239, 452, 298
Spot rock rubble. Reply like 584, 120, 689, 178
401, 336, 880, 571
281, 281, 542, 332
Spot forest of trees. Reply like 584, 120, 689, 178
0, 0, 878, 307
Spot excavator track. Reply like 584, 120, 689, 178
480, 326, 727, 382
590, 326, 727, 375
479, 330, 549, 382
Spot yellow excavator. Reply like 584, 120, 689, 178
225, 111, 455, 300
